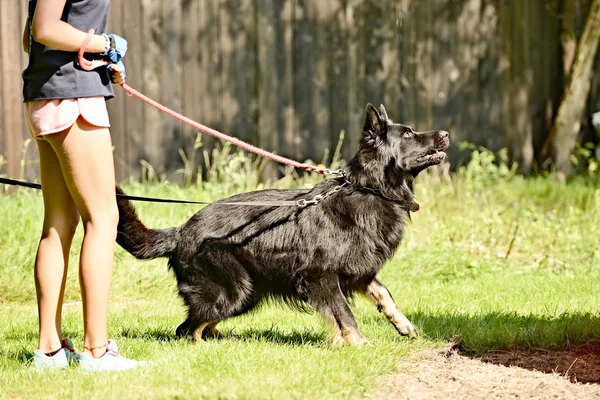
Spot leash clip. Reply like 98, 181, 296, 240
296, 194, 325, 208
326, 169, 346, 178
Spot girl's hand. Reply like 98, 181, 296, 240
103, 34, 128, 64
109, 63, 126, 85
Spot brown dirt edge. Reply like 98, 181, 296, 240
373, 343, 600, 400
477, 341, 600, 384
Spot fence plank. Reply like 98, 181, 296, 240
181, 0, 202, 182
19, 1, 38, 180
344, 0, 363, 160
196, 0, 221, 162
140, 0, 164, 179
161, 0, 184, 176
0, 3, 4, 175
293, 0, 316, 162
122, 0, 145, 180
476, 0, 504, 152
292, 0, 333, 164
107, 1, 127, 181
399, 1, 417, 128
328, 0, 350, 160
274, 0, 296, 162
220, 0, 258, 148
256, 0, 279, 176
0, 1, 24, 179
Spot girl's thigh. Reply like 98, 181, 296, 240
36, 138, 80, 232
43, 117, 117, 223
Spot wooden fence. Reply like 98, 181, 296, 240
1, 0, 599, 181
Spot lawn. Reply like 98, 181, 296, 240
1, 147, 599, 399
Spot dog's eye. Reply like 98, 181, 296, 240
403, 131, 413, 138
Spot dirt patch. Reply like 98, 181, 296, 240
375, 344, 600, 400
478, 341, 600, 384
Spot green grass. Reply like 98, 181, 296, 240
1, 147, 599, 399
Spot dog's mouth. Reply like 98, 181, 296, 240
415, 137, 449, 165
416, 150, 446, 164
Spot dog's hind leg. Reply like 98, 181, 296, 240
202, 321, 223, 339
175, 315, 204, 340
360, 278, 418, 339
192, 323, 210, 342
176, 318, 214, 342
175, 253, 253, 341
304, 275, 368, 346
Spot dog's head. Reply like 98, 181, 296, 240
359, 103, 449, 177
347, 104, 449, 205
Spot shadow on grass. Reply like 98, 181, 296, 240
410, 311, 600, 384
1, 329, 80, 362
118, 324, 326, 346
3, 329, 81, 342
119, 327, 177, 342
410, 311, 600, 353
0, 347, 35, 363
228, 325, 326, 346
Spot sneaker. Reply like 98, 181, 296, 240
32, 337, 79, 370
32, 348, 68, 370
79, 339, 144, 372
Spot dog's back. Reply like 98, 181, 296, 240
116, 103, 448, 344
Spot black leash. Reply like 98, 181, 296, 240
0, 177, 346, 208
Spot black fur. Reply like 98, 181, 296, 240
116, 104, 449, 344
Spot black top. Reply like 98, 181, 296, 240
22, 0, 114, 102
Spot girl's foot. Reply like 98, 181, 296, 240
79, 339, 144, 372
32, 338, 79, 370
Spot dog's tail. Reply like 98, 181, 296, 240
116, 186, 179, 259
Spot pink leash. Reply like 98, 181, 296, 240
78, 30, 344, 177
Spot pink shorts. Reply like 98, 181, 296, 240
24, 97, 111, 138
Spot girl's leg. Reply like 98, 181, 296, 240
44, 117, 119, 358
35, 139, 80, 354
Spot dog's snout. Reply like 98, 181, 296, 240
438, 130, 449, 138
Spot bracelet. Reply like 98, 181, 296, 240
84, 341, 109, 351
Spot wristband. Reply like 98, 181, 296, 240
101, 33, 111, 55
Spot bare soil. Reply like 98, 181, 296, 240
375, 342, 600, 399
478, 341, 600, 385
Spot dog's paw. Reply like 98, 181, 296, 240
331, 331, 345, 346
331, 333, 370, 347
342, 328, 370, 346
397, 322, 418, 339
349, 336, 370, 347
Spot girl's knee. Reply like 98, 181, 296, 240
42, 215, 80, 241
83, 204, 119, 234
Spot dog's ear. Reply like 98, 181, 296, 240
379, 104, 389, 121
363, 103, 386, 140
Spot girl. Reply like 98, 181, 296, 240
23, 0, 141, 371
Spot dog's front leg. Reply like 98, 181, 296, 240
360, 278, 418, 339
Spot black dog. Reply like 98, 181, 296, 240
116, 104, 449, 345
